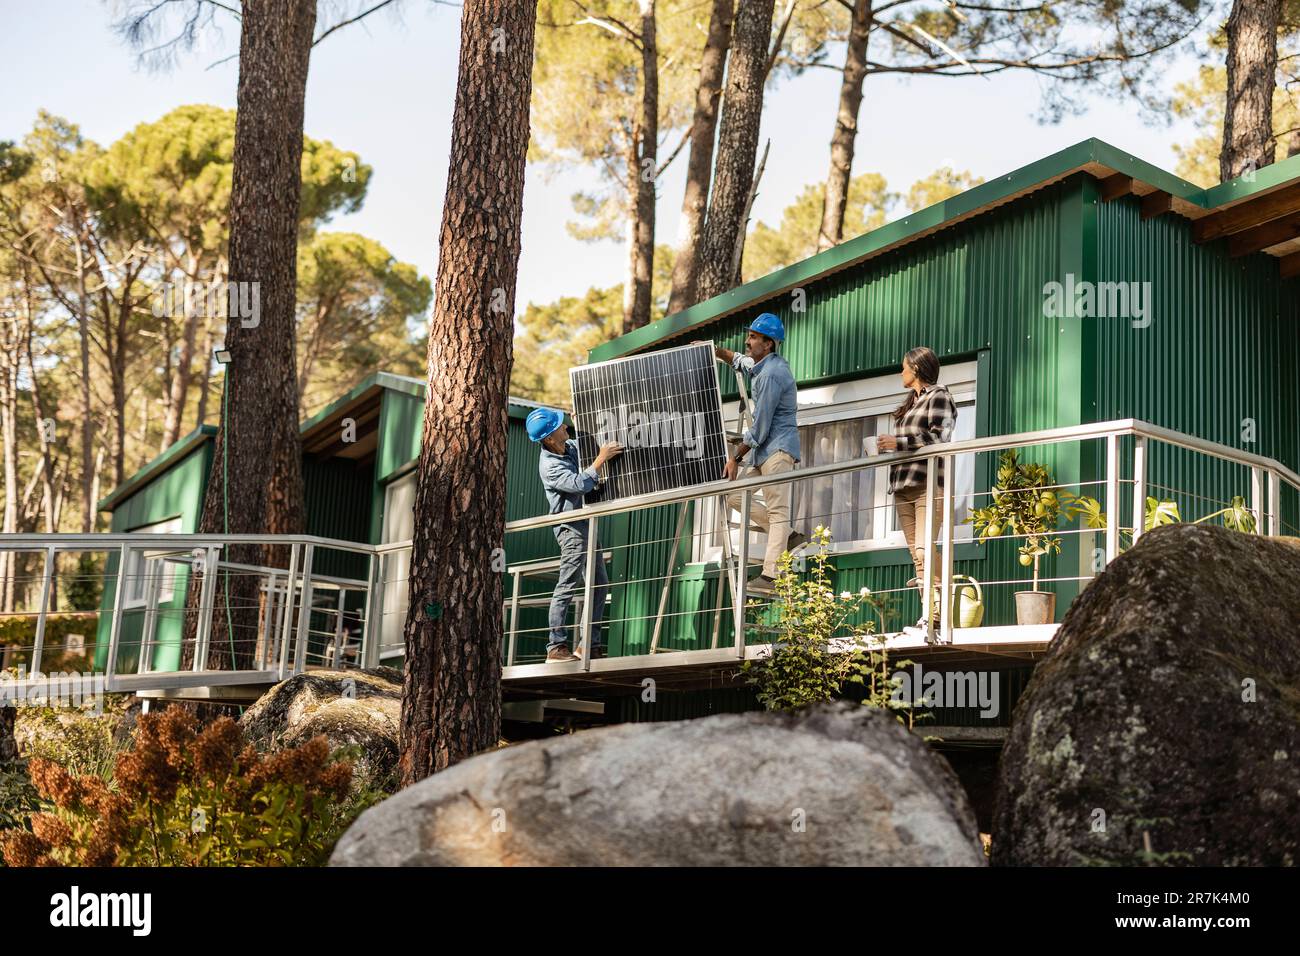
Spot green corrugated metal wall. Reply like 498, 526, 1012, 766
1091, 187, 1300, 535
601, 176, 1095, 653
304, 457, 374, 579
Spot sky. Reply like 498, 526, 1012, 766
2, 1, 1212, 322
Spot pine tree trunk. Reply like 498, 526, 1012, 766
194, 310, 218, 429
194, 258, 227, 430
621, 131, 641, 332
23, 276, 58, 535
1, 326, 18, 613
400, 0, 537, 784
817, 0, 872, 252
623, 0, 658, 334
667, 0, 733, 315
1221, 0, 1281, 181
74, 235, 93, 534
695, 0, 776, 302
181, 0, 313, 671
161, 303, 200, 449
109, 292, 129, 489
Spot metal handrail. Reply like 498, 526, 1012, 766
0, 531, 378, 554
2, 418, 1296, 692
498, 418, 1300, 536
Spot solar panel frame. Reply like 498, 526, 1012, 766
569, 341, 729, 503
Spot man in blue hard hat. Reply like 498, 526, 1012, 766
701, 312, 803, 594
527, 407, 624, 663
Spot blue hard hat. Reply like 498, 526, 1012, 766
526, 407, 565, 443
745, 312, 785, 342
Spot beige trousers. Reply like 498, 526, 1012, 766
726, 450, 796, 579
894, 484, 940, 616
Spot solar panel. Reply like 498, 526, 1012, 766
570, 341, 729, 502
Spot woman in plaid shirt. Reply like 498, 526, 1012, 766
876, 347, 957, 632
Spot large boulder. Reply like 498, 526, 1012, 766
993, 524, 1300, 866
330, 702, 985, 866
240, 667, 402, 792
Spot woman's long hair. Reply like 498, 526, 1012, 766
892, 346, 940, 423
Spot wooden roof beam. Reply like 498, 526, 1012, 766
1281, 252, 1300, 280
306, 414, 381, 460
302, 403, 382, 455
1192, 180, 1300, 243
1227, 210, 1300, 257
1140, 191, 1173, 220
1099, 173, 1134, 202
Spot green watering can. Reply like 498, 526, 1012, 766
929, 574, 984, 628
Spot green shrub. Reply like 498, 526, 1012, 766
741, 527, 914, 718
0, 763, 39, 834
0, 613, 99, 671
15, 695, 136, 782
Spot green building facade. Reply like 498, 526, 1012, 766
94, 375, 556, 673
93, 140, 1300, 696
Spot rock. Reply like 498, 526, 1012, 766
993, 525, 1300, 866
239, 667, 402, 792
330, 702, 985, 866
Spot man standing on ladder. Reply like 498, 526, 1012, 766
704, 312, 804, 594
527, 407, 623, 663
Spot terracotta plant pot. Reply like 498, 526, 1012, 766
1014, 590, 1056, 626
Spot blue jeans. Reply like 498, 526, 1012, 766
547, 526, 609, 650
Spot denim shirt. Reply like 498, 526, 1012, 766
539, 439, 599, 537
733, 353, 801, 467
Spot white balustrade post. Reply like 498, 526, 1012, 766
734, 489, 751, 658
1105, 435, 1120, 564
939, 454, 955, 645
922, 463, 937, 643
1131, 436, 1147, 547
31, 546, 55, 677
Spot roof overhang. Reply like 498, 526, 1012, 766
97, 425, 218, 513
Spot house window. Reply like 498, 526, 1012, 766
122, 517, 183, 608
379, 471, 416, 653
693, 361, 978, 561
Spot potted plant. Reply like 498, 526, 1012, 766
967, 450, 1100, 625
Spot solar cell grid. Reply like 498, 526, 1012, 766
570, 342, 729, 502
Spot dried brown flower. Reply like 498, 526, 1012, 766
28, 812, 73, 847
193, 716, 242, 781
115, 737, 179, 804
81, 830, 119, 868
0, 829, 50, 867
27, 757, 84, 809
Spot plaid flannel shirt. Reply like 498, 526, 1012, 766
888, 384, 958, 494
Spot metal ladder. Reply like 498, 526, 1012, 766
648, 364, 761, 653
